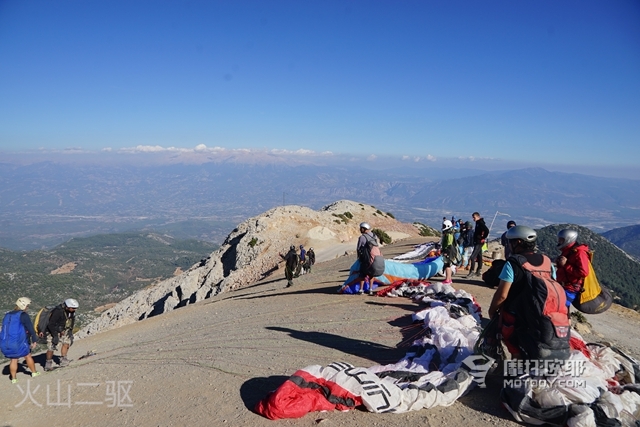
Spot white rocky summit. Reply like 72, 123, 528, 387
77, 200, 421, 338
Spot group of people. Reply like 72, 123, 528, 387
279, 245, 316, 288
487, 226, 590, 360
440, 212, 490, 283
1, 297, 79, 383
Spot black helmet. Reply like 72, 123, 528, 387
507, 220, 516, 229
505, 225, 537, 243
465, 221, 473, 229
557, 229, 578, 249
290, 245, 295, 250
299, 245, 304, 249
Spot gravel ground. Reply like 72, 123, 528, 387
1, 237, 637, 427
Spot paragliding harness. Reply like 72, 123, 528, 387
570, 248, 612, 315
502, 254, 570, 360
34, 305, 57, 342
442, 230, 462, 266
358, 232, 385, 277
0, 311, 30, 359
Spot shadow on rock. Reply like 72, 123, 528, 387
266, 326, 405, 364
240, 375, 289, 411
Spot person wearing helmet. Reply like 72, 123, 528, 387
43, 298, 79, 371
556, 229, 590, 305
467, 212, 490, 278
488, 225, 569, 360
440, 220, 456, 285
500, 220, 517, 258
356, 222, 378, 294
298, 245, 307, 275
279, 245, 299, 288
305, 247, 316, 273
1, 297, 41, 383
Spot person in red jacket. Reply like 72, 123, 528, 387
555, 229, 590, 305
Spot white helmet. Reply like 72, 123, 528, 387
359, 222, 371, 230
442, 220, 453, 231
16, 297, 31, 310
64, 298, 79, 309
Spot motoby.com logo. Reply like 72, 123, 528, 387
503, 359, 587, 388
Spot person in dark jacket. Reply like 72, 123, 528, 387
461, 221, 475, 269
501, 220, 517, 258
2, 297, 40, 383
280, 245, 299, 288
467, 212, 489, 278
305, 247, 316, 273
42, 298, 78, 371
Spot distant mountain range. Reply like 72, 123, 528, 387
1, 161, 639, 250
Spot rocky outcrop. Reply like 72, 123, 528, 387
77, 200, 421, 338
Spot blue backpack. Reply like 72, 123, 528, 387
0, 311, 30, 359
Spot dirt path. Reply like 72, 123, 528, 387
1, 237, 637, 427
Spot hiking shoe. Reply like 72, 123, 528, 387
368, 290, 375, 296
466, 272, 476, 278
45, 361, 55, 371
59, 357, 70, 367
442, 280, 453, 285
31, 372, 41, 378
11, 378, 18, 384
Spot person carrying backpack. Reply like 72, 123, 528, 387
356, 222, 384, 294
1, 297, 41, 383
440, 220, 458, 285
467, 212, 489, 278
279, 245, 299, 288
42, 298, 78, 371
488, 226, 570, 360
555, 229, 590, 306
305, 247, 316, 273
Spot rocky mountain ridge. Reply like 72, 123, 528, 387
77, 200, 421, 338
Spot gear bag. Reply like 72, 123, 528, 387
572, 251, 612, 315
358, 233, 385, 277
0, 311, 30, 359
34, 305, 57, 337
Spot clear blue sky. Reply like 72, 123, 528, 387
1, 1, 639, 173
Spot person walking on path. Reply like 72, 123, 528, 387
1, 297, 41, 383
280, 245, 299, 288
467, 212, 489, 278
42, 298, 78, 371
306, 247, 316, 273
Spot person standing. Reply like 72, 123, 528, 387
306, 247, 316, 273
501, 220, 517, 258
555, 229, 590, 306
298, 245, 307, 275
43, 298, 78, 371
461, 221, 475, 270
440, 220, 456, 285
467, 212, 489, 278
1, 297, 40, 383
280, 245, 299, 288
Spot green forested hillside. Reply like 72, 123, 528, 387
602, 224, 640, 260
536, 224, 640, 310
0, 233, 218, 324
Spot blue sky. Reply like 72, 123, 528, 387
1, 1, 639, 176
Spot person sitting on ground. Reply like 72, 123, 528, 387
440, 220, 456, 285
306, 247, 316, 273
501, 220, 517, 258
467, 212, 489, 278
488, 226, 570, 360
279, 245, 299, 288
42, 298, 78, 371
555, 229, 590, 306
1, 297, 40, 383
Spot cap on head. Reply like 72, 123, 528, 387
505, 225, 537, 243
507, 220, 516, 229
359, 222, 371, 230
442, 220, 453, 231
557, 229, 578, 249
64, 298, 79, 309
16, 297, 31, 310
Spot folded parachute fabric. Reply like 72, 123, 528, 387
393, 242, 437, 261
338, 257, 443, 294
255, 362, 473, 420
